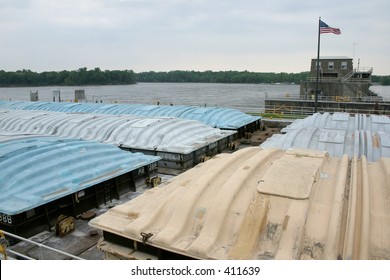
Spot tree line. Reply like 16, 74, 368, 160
0, 68, 389, 86
371, 75, 390, 86
137, 70, 390, 85
0, 68, 136, 87
135, 70, 308, 84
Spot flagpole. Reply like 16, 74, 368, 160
315, 17, 321, 113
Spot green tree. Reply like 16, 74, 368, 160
0, 68, 137, 87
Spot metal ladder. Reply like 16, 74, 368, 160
341, 69, 367, 98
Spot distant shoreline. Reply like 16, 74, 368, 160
1, 69, 389, 87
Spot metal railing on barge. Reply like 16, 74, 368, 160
0, 230, 84, 260
260, 95, 390, 118
260, 105, 389, 118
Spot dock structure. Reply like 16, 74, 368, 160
89, 147, 390, 260
0, 133, 160, 238
265, 56, 390, 116
0, 101, 261, 138
0, 109, 236, 170
301, 56, 375, 99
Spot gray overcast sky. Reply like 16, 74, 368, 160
1, 0, 389, 75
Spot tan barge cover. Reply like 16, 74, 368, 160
89, 147, 390, 260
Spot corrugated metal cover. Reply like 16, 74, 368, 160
0, 135, 160, 215
180, 107, 258, 129
380, 131, 390, 147
282, 112, 390, 133
257, 150, 327, 199
0, 110, 235, 154
261, 127, 390, 161
0, 101, 260, 130
89, 147, 390, 260
0, 131, 39, 142
319, 129, 346, 143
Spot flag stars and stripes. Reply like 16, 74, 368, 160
320, 20, 341, 35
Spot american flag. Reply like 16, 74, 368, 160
320, 20, 341, 35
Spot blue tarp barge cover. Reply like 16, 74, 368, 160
0, 135, 160, 215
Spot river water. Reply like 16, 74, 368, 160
0, 83, 389, 113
